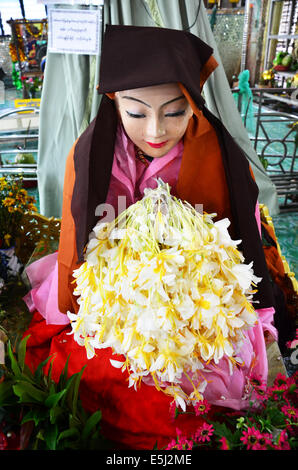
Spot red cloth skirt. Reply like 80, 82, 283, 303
24, 311, 223, 450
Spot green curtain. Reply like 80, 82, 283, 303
38, 0, 279, 218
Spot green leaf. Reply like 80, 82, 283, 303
44, 423, 58, 450
45, 389, 67, 409
82, 410, 102, 443
211, 420, 240, 444
17, 335, 30, 372
21, 408, 49, 426
7, 341, 21, 377
269, 407, 286, 428
13, 381, 47, 403
288, 384, 297, 394
57, 427, 80, 445
58, 355, 70, 389
69, 413, 82, 429
61, 373, 76, 409
34, 355, 55, 384
47, 357, 54, 384
49, 405, 64, 425
22, 363, 35, 382
66, 366, 86, 416
0, 380, 16, 405
12, 384, 32, 402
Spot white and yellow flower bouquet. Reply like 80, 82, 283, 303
68, 180, 260, 410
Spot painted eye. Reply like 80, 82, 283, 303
126, 111, 146, 118
165, 110, 186, 117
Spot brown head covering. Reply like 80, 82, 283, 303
68, 24, 274, 309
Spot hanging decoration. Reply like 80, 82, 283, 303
7, 18, 48, 97
11, 62, 22, 90
233, 69, 255, 133
25, 19, 47, 39
9, 22, 27, 63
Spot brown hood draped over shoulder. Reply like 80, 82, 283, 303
58, 25, 274, 314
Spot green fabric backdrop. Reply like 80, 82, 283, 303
37, 0, 279, 218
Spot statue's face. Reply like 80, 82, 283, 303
115, 83, 193, 158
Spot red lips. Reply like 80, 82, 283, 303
146, 141, 168, 148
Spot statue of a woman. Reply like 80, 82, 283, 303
24, 25, 282, 450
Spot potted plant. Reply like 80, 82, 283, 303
0, 175, 37, 287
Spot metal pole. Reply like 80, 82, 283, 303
100, 2, 104, 50
240, 0, 250, 72
254, 90, 263, 151
0, 12, 5, 36
19, 0, 26, 19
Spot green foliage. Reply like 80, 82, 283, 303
259, 155, 269, 170
0, 335, 108, 450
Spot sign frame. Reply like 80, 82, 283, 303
47, 6, 103, 55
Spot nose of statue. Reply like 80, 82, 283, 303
146, 118, 166, 139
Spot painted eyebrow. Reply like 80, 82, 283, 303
120, 95, 186, 108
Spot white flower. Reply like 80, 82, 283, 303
213, 218, 241, 247
68, 180, 259, 406
229, 262, 262, 293
110, 359, 125, 368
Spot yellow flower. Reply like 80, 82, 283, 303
0, 177, 7, 190
2, 197, 15, 207
16, 194, 26, 203
4, 234, 11, 246
27, 203, 38, 212
8, 206, 14, 213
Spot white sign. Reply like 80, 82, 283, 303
38, 1, 104, 5
48, 8, 102, 55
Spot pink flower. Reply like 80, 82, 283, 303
257, 433, 274, 450
287, 330, 298, 349
248, 373, 269, 402
219, 436, 230, 450
281, 404, 298, 421
254, 386, 269, 401
193, 422, 214, 443
273, 373, 288, 387
273, 429, 291, 450
268, 382, 288, 399
287, 339, 298, 350
248, 373, 266, 390
169, 428, 194, 450
178, 437, 193, 450
240, 426, 272, 450
268, 373, 297, 403
184, 440, 193, 449
165, 438, 177, 450
194, 399, 211, 416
